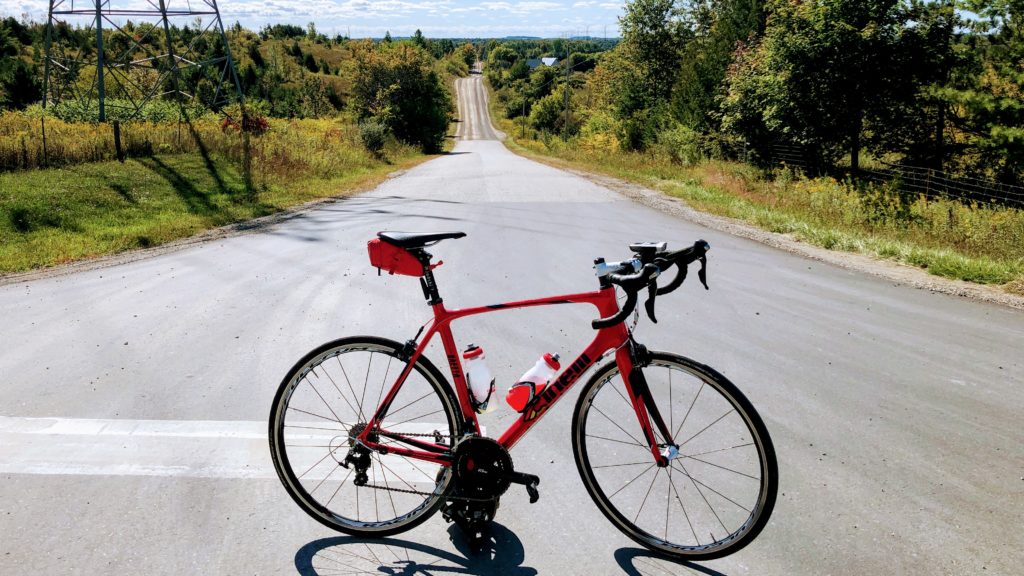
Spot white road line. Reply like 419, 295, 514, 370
0, 417, 469, 480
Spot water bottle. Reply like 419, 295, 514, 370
463, 344, 496, 414
506, 353, 560, 413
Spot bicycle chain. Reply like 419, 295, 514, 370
356, 430, 498, 503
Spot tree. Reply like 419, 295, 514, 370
672, 0, 766, 129
618, 0, 690, 103
352, 42, 453, 152
937, 0, 1024, 183
413, 29, 427, 49
720, 0, 911, 171
0, 23, 41, 110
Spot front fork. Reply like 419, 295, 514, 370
617, 339, 678, 468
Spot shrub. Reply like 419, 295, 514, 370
359, 119, 388, 155
657, 124, 703, 166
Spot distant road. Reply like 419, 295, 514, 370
454, 67, 502, 141
0, 70, 1021, 576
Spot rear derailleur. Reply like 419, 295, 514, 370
338, 422, 377, 486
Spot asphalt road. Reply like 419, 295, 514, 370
1, 73, 1022, 576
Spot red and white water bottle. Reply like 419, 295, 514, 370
463, 344, 496, 414
506, 353, 560, 413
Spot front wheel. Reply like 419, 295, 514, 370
269, 336, 463, 537
572, 352, 777, 560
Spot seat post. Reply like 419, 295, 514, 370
416, 251, 443, 305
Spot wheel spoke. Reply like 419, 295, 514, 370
389, 409, 444, 429
585, 433, 648, 449
674, 380, 704, 441
298, 445, 344, 480
336, 354, 365, 422
686, 442, 754, 458
607, 463, 656, 500
591, 404, 647, 448
674, 461, 751, 515
376, 354, 394, 413
304, 373, 347, 428
361, 352, 373, 425
287, 406, 350, 427
683, 455, 759, 480
633, 467, 661, 523
668, 466, 700, 546
591, 461, 655, 469
383, 390, 435, 421
399, 454, 441, 482
310, 457, 342, 494
325, 467, 353, 508
318, 365, 361, 420
677, 460, 729, 536
679, 409, 735, 448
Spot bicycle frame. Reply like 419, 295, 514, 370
357, 284, 674, 467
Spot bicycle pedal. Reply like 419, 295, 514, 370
526, 481, 539, 504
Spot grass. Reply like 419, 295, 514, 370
486, 96, 1024, 293
0, 117, 430, 273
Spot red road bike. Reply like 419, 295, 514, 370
270, 231, 778, 560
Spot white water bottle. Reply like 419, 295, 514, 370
506, 353, 560, 413
463, 344, 496, 414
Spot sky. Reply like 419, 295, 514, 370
0, 0, 627, 39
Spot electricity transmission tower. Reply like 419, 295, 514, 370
42, 0, 243, 121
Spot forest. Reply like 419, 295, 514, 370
0, 16, 476, 160
486, 0, 1023, 187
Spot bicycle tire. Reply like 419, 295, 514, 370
270, 336, 463, 537
571, 351, 777, 560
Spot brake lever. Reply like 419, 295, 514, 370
644, 281, 658, 323
698, 256, 709, 290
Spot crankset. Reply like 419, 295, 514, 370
449, 435, 540, 503
443, 436, 541, 541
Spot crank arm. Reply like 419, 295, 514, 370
503, 470, 540, 503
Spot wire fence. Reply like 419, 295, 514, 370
767, 143, 1024, 209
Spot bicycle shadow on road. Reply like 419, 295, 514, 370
294, 522, 538, 576
614, 548, 728, 576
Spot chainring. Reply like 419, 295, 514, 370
451, 435, 513, 500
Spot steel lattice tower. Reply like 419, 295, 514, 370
42, 0, 243, 121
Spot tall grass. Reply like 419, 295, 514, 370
0, 111, 424, 273
0, 109, 407, 175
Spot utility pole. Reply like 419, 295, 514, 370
94, 0, 105, 121
521, 89, 526, 139
44, 0, 243, 122
563, 33, 570, 141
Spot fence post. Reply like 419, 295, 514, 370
113, 120, 125, 162
40, 116, 48, 168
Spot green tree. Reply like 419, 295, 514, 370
721, 0, 911, 171
938, 0, 1024, 183
672, 0, 766, 129
0, 23, 41, 110
352, 42, 453, 152
413, 29, 427, 49
618, 0, 690, 103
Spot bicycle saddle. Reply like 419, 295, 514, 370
378, 231, 466, 248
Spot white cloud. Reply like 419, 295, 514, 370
3, 0, 620, 38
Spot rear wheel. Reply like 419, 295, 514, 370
572, 352, 777, 560
270, 336, 462, 536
